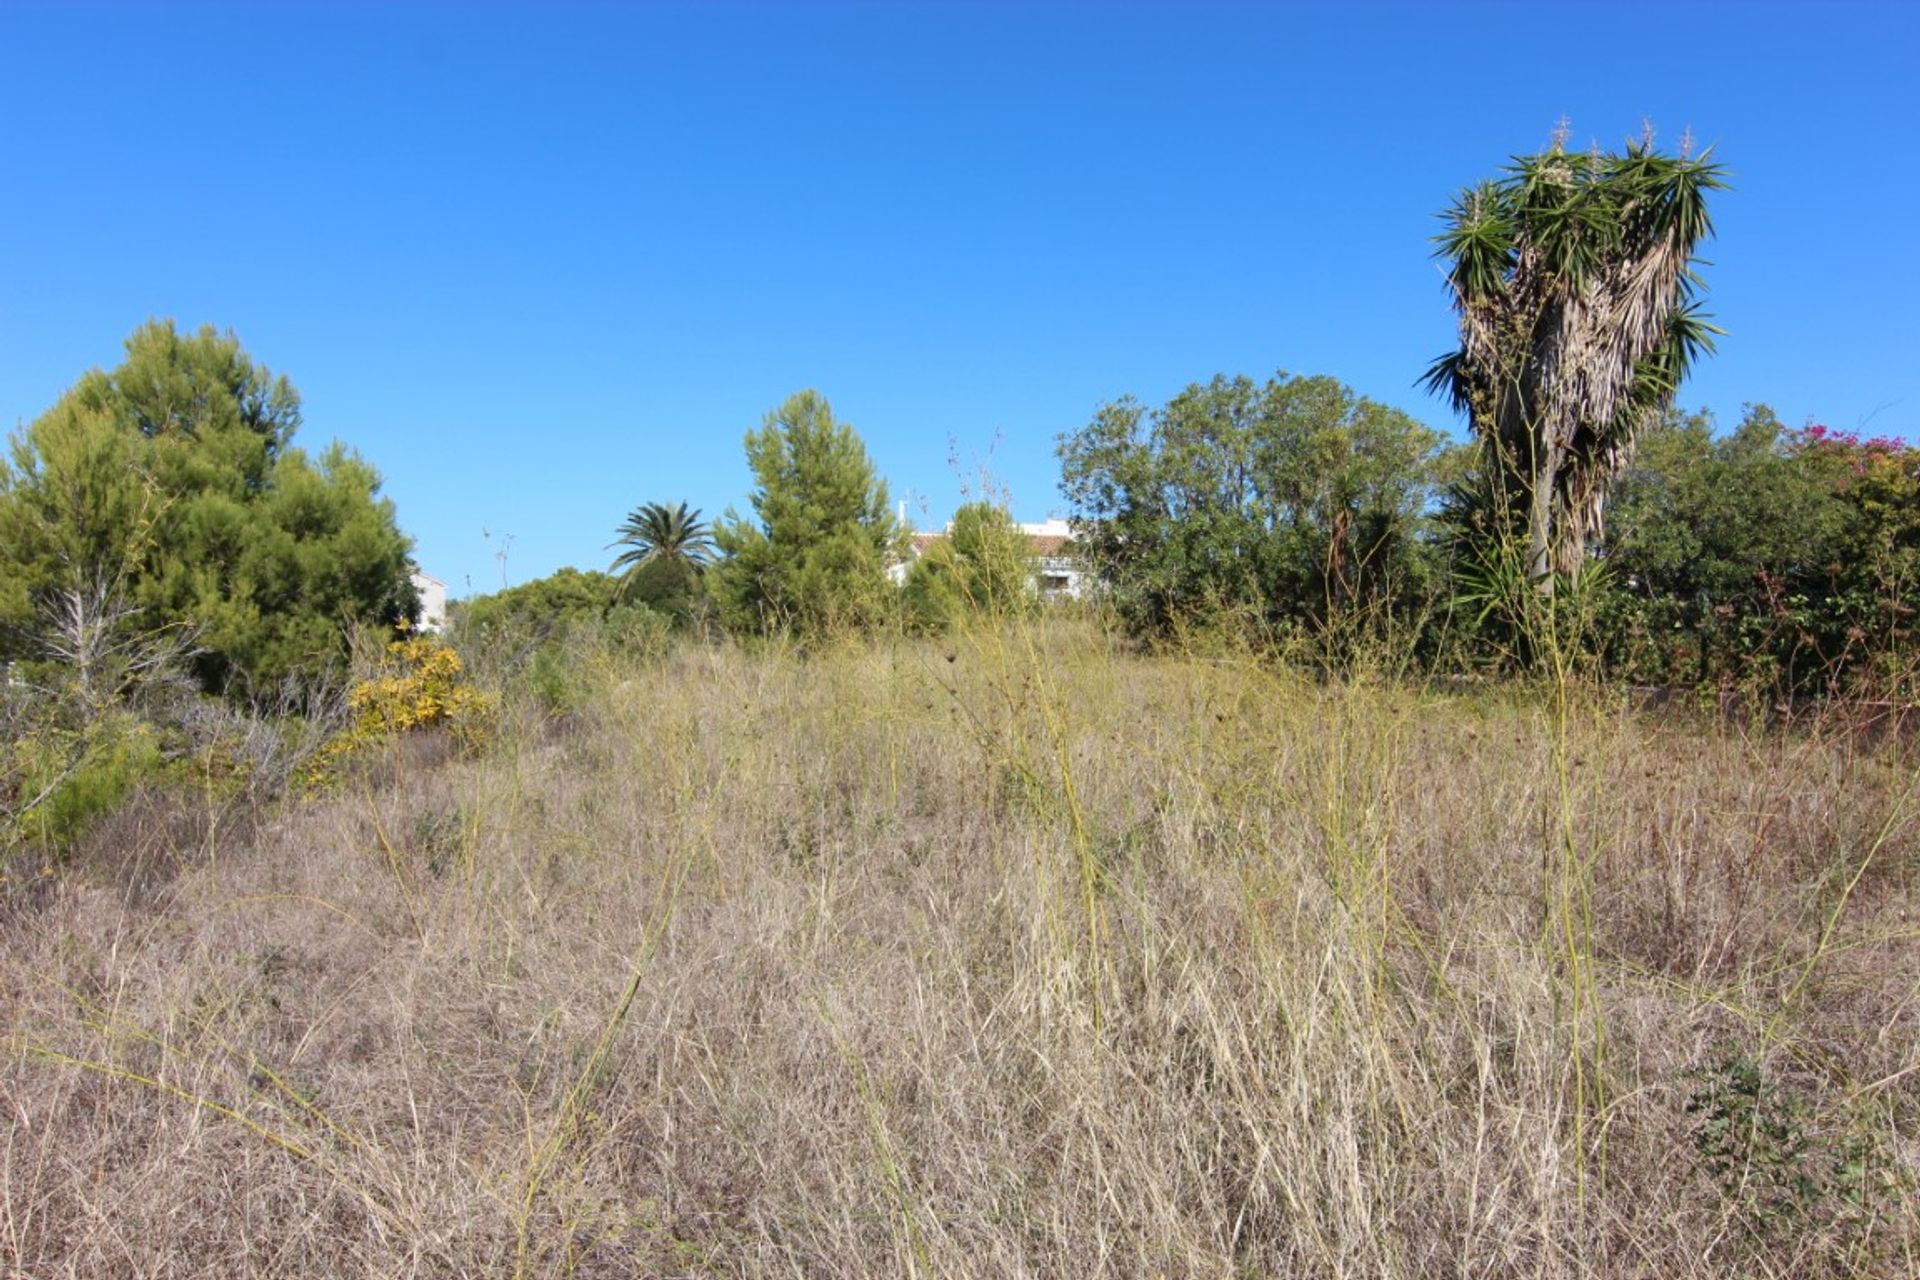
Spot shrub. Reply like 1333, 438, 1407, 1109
453, 568, 620, 645
5, 712, 163, 854
302, 633, 495, 789
602, 601, 677, 659
1057, 371, 1450, 647
902, 502, 1037, 633
1602, 406, 1920, 695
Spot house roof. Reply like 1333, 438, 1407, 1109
906, 530, 1075, 558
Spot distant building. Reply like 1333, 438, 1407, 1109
411, 571, 449, 632
1019, 518, 1087, 601
888, 517, 1089, 601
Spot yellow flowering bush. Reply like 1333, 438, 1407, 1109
303, 634, 495, 790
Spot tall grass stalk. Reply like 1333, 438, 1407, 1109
3, 615, 1913, 1276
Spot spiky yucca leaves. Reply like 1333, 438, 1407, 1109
607, 501, 715, 601
1426, 136, 1726, 582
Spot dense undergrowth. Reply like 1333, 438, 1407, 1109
3, 616, 1917, 1277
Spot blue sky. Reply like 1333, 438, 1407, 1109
3, 1, 1915, 595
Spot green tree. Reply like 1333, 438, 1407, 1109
711, 390, 903, 636
1058, 371, 1447, 641
0, 321, 415, 697
454, 567, 620, 643
1425, 131, 1726, 584
902, 501, 1037, 631
607, 500, 714, 613
1604, 406, 1917, 692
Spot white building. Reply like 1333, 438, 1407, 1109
410, 571, 449, 632
1014, 519, 1090, 600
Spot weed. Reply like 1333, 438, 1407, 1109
1686, 1043, 1907, 1272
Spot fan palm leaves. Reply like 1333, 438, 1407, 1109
608, 501, 715, 598
1426, 132, 1727, 583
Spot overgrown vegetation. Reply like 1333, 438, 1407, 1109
2, 128, 1916, 1277
901, 500, 1038, 632
4, 617, 1914, 1277
299, 631, 496, 791
452, 567, 628, 645
1604, 409, 1920, 695
1057, 370, 1454, 648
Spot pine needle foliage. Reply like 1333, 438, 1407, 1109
0, 321, 416, 696
711, 390, 903, 637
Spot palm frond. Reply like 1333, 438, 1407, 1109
1419, 350, 1471, 412
1433, 182, 1515, 302
607, 500, 716, 586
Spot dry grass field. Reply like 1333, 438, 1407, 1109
4, 621, 1917, 1277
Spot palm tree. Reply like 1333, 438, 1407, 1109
1425, 130, 1726, 585
608, 501, 715, 600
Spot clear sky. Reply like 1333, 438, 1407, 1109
3, 1, 1915, 596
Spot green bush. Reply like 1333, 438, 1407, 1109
1057, 371, 1450, 647
528, 643, 587, 718
8, 714, 163, 853
454, 568, 620, 645
1601, 407, 1920, 695
902, 502, 1037, 633
602, 601, 677, 659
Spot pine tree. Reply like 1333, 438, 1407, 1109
0, 321, 416, 696
711, 390, 902, 636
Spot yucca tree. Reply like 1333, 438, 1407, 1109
1426, 131, 1726, 585
607, 500, 715, 600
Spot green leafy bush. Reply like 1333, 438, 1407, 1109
1602, 407, 1920, 695
453, 568, 620, 646
1058, 371, 1450, 646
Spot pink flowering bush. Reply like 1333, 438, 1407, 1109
1601, 407, 1918, 698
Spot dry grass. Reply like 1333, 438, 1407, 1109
4, 619, 1917, 1278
